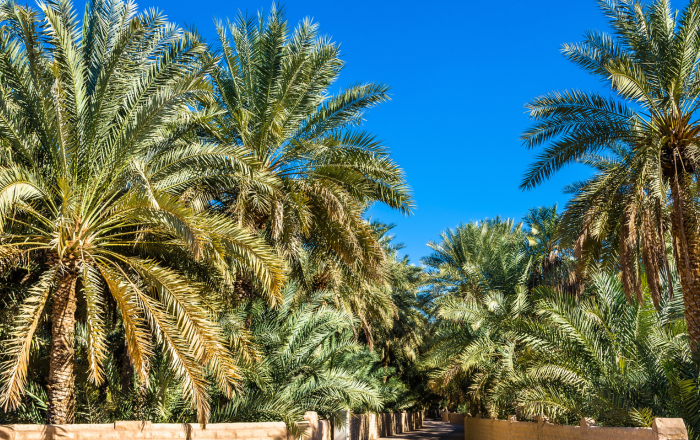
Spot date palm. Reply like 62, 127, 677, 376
523, 205, 581, 296
209, 7, 413, 290
212, 286, 381, 431
521, 0, 700, 350
277, 241, 396, 352
512, 272, 695, 428
421, 218, 532, 415
555, 145, 676, 308
0, 0, 285, 424
366, 222, 427, 365
422, 218, 530, 300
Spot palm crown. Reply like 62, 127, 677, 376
422, 218, 532, 415
209, 7, 413, 288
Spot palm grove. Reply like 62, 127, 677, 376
1, 0, 700, 437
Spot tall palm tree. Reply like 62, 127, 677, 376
0, 0, 285, 424
555, 145, 676, 308
521, 0, 700, 350
208, 7, 413, 294
421, 218, 532, 415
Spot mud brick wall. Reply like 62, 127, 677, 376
463, 415, 688, 440
0, 421, 289, 440
304, 412, 330, 440
447, 414, 464, 425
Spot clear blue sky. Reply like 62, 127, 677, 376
75, 0, 671, 263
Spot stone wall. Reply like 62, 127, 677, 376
352, 412, 423, 440
441, 412, 464, 425
463, 415, 689, 440
349, 414, 377, 440
0, 421, 289, 440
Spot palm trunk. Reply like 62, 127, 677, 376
120, 342, 133, 395
47, 272, 78, 424
669, 174, 700, 353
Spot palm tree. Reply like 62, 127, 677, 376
521, 0, 700, 350
208, 7, 413, 295
366, 223, 427, 373
421, 218, 532, 415
523, 205, 581, 296
555, 145, 676, 308
0, 0, 285, 424
511, 271, 697, 429
212, 286, 382, 432
422, 218, 530, 300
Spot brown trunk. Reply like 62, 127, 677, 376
641, 209, 662, 309
361, 318, 374, 352
658, 200, 676, 300
47, 272, 78, 424
120, 341, 133, 395
620, 208, 641, 305
669, 174, 700, 353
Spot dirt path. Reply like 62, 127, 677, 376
381, 419, 463, 440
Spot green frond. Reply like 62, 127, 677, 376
81, 264, 108, 385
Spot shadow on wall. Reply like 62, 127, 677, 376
304, 411, 424, 440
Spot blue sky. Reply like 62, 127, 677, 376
78, 0, 657, 263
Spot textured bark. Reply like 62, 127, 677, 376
361, 318, 374, 352
669, 174, 700, 353
620, 209, 642, 305
641, 209, 662, 309
658, 200, 676, 300
47, 272, 78, 424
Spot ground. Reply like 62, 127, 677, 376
382, 419, 463, 440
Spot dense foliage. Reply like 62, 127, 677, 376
0, 0, 430, 427
421, 214, 700, 435
0, 0, 699, 438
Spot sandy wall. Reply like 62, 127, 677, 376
0, 411, 425, 440
448, 414, 464, 425
0, 421, 289, 440
463, 415, 688, 440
